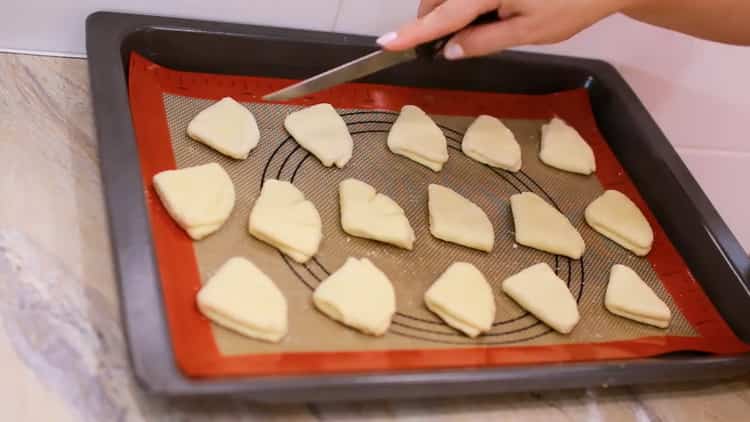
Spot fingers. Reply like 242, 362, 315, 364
418, 0, 445, 17
443, 17, 534, 59
378, 0, 499, 50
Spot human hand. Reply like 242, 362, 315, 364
377, 0, 632, 59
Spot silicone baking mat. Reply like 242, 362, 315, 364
127, 52, 748, 378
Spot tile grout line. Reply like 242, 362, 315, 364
676, 146, 750, 157
0, 48, 86, 59
330, 0, 345, 32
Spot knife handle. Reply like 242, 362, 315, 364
415, 11, 502, 59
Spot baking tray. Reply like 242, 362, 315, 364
86, 11, 750, 401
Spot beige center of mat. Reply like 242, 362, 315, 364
163, 94, 696, 356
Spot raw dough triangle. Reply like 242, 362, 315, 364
197, 257, 288, 343
510, 192, 585, 259
339, 178, 415, 250
187, 97, 260, 159
605, 264, 671, 328
502, 263, 580, 334
185, 222, 224, 240
425, 262, 496, 337
462, 115, 522, 172
428, 184, 494, 252
153, 162, 235, 240
248, 180, 323, 263
313, 257, 396, 336
539, 117, 596, 175
585, 190, 654, 256
387, 105, 449, 171
284, 103, 353, 168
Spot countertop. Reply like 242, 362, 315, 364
1, 52, 750, 421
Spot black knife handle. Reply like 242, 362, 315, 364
414, 11, 502, 59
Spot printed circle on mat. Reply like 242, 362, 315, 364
261, 110, 585, 344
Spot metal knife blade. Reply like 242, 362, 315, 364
262, 48, 418, 101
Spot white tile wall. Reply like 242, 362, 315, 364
1, 0, 748, 251
0, 0, 341, 56
678, 149, 750, 251
333, 0, 417, 36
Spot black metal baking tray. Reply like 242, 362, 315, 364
86, 11, 750, 402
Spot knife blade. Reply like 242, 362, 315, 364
262, 48, 418, 101
262, 11, 501, 102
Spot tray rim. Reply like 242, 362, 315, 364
85, 10, 750, 401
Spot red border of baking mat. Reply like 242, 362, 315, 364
127, 52, 749, 378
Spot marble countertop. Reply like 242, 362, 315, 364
1, 52, 749, 421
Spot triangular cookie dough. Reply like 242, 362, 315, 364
585, 190, 654, 256
153, 162, 235, 240
428, 184, 494, 252
313, 257, 396, 336
197, 257, 287, 343
185, 222, 224, 240
387, 105, 449, 171
339, 178, 415, 250
510, 192, 585, 259
605, 264, 671, 328
425, 262, 495, 337
539, 117, 596, 175
502, 263, 580, 334
248, 180, 323, 263
284, 103, 353, 168
187, 97, 260, 159
462, 115, 522, 172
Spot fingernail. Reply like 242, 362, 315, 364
376, 31, 398, 46
443, 42, 464, 60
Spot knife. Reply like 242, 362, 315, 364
262, 11, 501, 102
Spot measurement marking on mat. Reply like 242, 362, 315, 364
262, 111, 583, 343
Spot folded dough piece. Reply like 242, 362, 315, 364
510, 192, 585, 259
502, 263, 580, 334
539, 117, 596, 175
339, 178, 415, 250
428, 184, 494, 252
185, 222, 224, 240
462, 115, 522, 172
284, 103, 353, 168
187, 97, 260, 159
585, 190, 654, 256
197, 257, 287, 342
313, 257, 396, 336
605, 264, 671, 328
424, 262, 495, 337
153, 162, 235, 240
248, 180, 323, 263
387, 105, 449, 171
